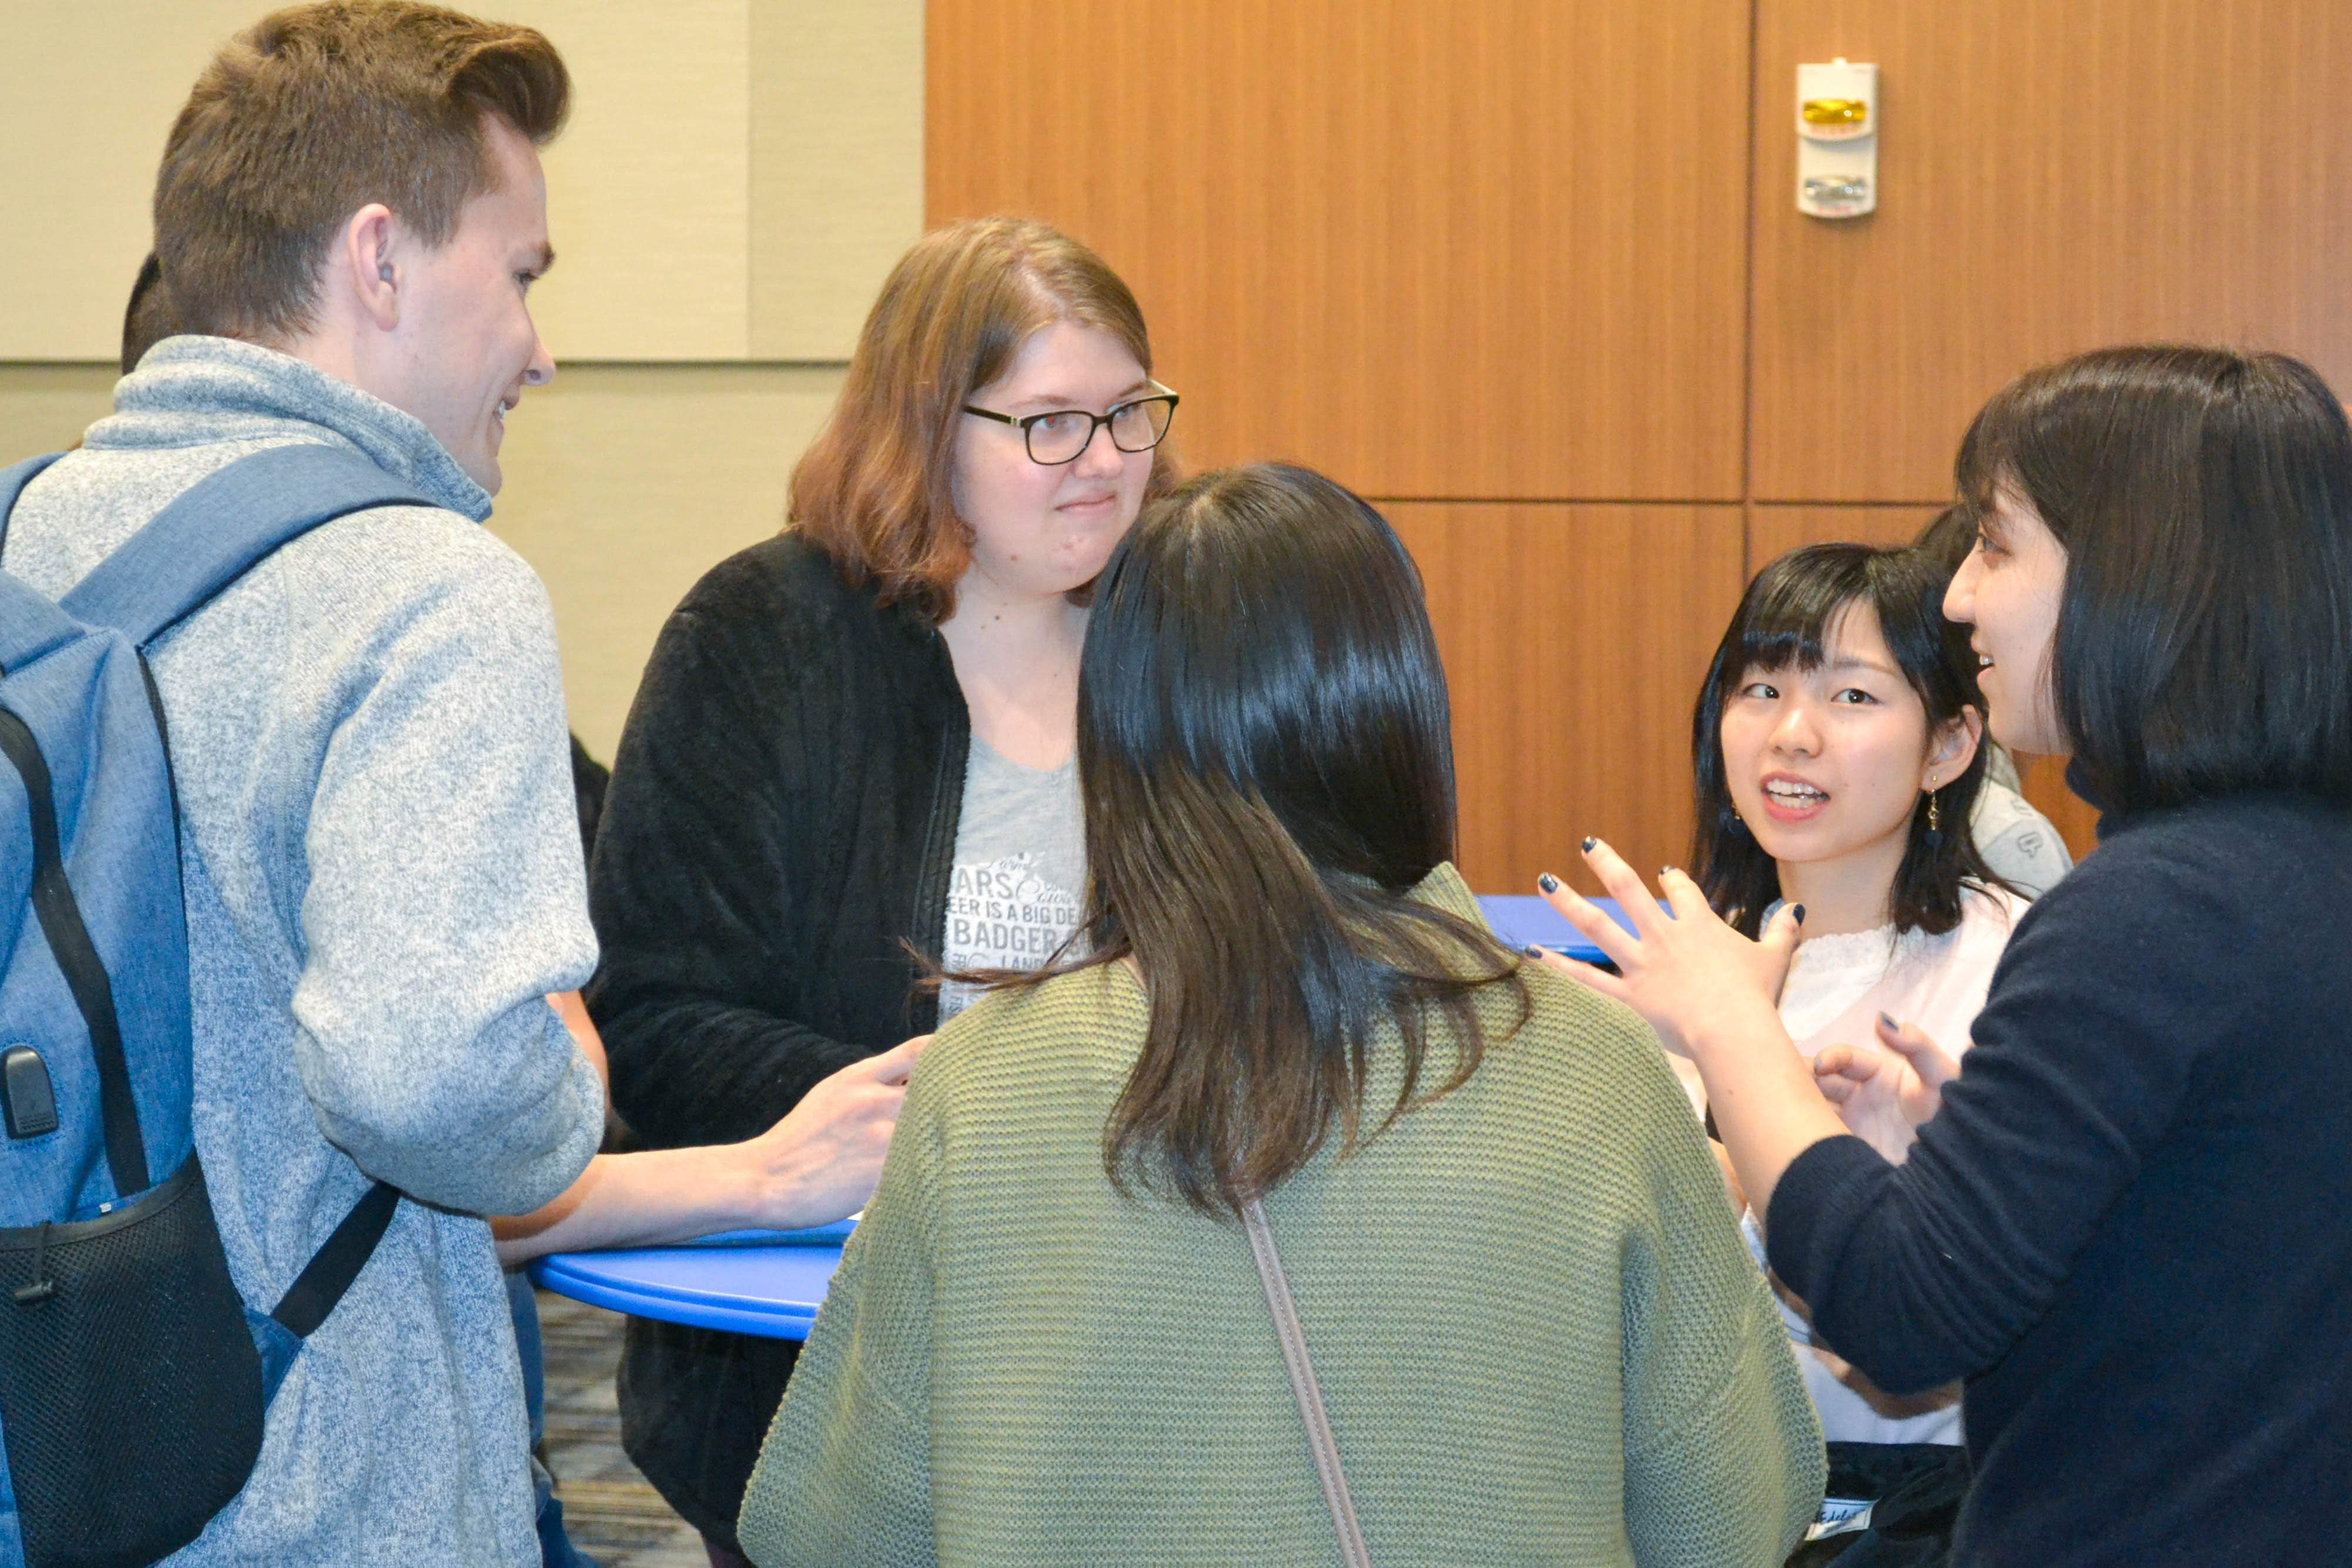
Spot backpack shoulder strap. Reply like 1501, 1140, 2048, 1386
0, 454, 78, 675
269, 1180, 403, 1338
0, 575, 81, 678
60, 444, 437, 648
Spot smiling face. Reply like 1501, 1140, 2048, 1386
950, 320, 1155, 604
381, 115, 556, 494
1945, 485, 2069, 754
1720, 600, 1971, 882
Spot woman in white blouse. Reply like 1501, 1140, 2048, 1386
1555, 541, 2029, 1448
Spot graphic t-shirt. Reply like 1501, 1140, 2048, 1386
937, 734, 1085, 1019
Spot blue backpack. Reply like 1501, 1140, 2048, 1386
0, 445, 432, 1568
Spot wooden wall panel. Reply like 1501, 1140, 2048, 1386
1388, 504, 1747, 895
2015, 753, 2101, 866
1751, 0, 2352, 501
1748, 502, 1939, 571
927, 0, 1752, 501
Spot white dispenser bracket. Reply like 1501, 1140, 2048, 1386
1797, 59, 1878, 219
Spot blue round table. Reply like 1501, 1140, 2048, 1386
528, 1221, 852, 1341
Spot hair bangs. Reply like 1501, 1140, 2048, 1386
1719, 549, 1878, 690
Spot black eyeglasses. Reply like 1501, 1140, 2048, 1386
960, 386, 1180, 465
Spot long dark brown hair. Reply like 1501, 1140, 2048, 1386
1691, 543, 2005, 937
964, 463, 1529, 1217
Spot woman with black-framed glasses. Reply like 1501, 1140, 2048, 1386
582, 216, 1178, 1564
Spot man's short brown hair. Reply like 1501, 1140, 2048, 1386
154, 1, 568, 341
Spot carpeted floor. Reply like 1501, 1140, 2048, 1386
537, 1289, 712, 1568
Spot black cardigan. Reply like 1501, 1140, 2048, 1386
1768, 790, 2352, 1566
585, 533, 969, 1547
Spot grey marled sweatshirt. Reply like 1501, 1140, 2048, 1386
1, 337, 604, 1566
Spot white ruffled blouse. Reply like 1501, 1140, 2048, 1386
1672, 884, 2029, 1446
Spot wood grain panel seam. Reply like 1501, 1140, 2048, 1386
1740, 0, 1761, 577
1751, 497, 1958, 507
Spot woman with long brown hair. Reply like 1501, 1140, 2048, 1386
736, 464, 1822, 1567
584, 217, 1181, 1563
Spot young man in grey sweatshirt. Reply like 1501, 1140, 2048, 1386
7, 9, 613, 1563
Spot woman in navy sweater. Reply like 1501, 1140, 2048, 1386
1538, 346, 2352, 1565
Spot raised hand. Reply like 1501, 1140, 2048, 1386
1525, 836, 1802, 1060
1812, 1015, 1959, 1162
1523, 837, 1854, 1219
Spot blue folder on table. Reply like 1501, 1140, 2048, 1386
1475, 894, 1645, 964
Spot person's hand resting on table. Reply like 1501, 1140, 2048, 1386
1526, 837, 1853, 1221
492, 1028, 927, 1265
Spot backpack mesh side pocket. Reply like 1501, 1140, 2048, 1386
0, 1152, 263, 1568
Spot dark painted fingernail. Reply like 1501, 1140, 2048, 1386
1523, 944, 1546, 958
1661, 866, 1677, 879
1537, 872, 1560, 893
1580, 836, 1596, 852
1791, 904, 1807, 923
1878, 1012, 1898, 1031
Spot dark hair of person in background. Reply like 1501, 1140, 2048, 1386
1956, 344, 2352, 815
569, 735, 609, 860
152, 2, 568, 341
120, 252, 178, 374
1690, 542, 2006, 939
1912, 500, 1977, 575
786, 215, 1181, 625
953, 463, 1529, 1217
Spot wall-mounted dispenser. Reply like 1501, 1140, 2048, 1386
1797, 59, 1877, 219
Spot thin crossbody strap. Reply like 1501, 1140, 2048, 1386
1241, 1198, 1373, 1568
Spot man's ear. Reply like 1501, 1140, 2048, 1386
334, 204, 401, 331
1929, 703, 1985, 784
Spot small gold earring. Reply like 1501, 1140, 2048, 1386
1927, 792, 1942, 834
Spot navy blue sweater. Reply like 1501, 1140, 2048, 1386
1768, 792, 2352, 1566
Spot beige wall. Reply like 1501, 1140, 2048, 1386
0, 364, 851, 760
484, 363, 849, 760
0, 1, 918, 755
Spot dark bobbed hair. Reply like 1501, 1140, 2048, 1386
1692, 543, 2003, 937
961, 463, 1527, 1217
1957, 345, 2352, 814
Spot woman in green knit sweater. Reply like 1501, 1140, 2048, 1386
738, 464, 1823, 1566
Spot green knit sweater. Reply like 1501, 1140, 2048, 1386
739, 865, 1822, 1566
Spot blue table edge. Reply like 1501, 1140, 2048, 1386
528, 1247, 834, 1339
